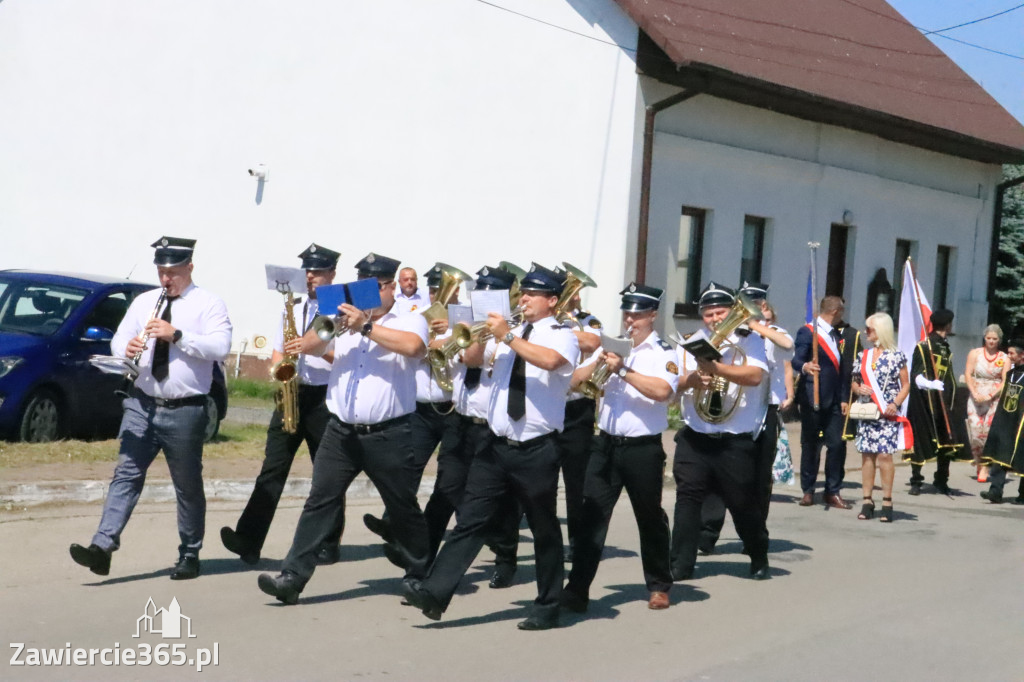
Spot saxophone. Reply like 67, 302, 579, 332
269, 291, 300, 434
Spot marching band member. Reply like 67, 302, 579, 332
561, 283, 677, 613
364, 264, 457, 552
221, 243, 344, 566
257, 252, 431, 605
671, 282, 770, 582
70, 237, 232, 580
403, 264, 579, 631
980, 339, 1024, 504
905, 308, 970, 495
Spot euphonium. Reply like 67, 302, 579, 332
420, 263, 472, 332
553, 261, 596, 329
578, 325, 633, 400
269, 291, 300, 434
425, 323, 475, 392
692, 292, 762, 424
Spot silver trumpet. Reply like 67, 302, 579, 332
311, 313, 350, 340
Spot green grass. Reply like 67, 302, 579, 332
227, 376, 278, 409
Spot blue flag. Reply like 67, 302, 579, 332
805, 268, 814, 325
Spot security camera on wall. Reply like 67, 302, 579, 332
248, 164, 269, 181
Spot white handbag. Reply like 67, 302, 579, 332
848, 400, 880, 421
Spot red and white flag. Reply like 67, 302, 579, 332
897, 258, 932, 370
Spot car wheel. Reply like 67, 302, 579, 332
20, 389, 63, 442
203, 395, 221, 443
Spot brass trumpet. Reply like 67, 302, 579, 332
692, 292, 762, 424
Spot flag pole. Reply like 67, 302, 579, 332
907, 257, 954, 445
809, 242, 820, 411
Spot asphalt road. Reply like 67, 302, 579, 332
1, 462, 1021, 681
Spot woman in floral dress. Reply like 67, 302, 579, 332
964, 324, 1008, 481
851, 313, 910, 522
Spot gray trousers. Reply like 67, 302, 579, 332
93, 396, 208, 558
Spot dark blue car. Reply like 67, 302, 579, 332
0, 270, 226, 442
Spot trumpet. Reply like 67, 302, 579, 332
578, 325, 633, 400
311, 313, 350, 340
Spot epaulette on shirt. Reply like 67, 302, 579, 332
657, 339, 672, 351
683, 331, 695, 340
584, 314, 602, 330
551, 323, 569, 330
735, 326, 751, 337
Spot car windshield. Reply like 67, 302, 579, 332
0, 279, 89, 336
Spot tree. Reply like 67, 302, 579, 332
991, 164, 1024, 338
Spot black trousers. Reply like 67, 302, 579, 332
557, 397, 596, 550
699, 405, 778, 551
567, 432, 672, 597
379, 400, 456, 528
422, 415, 519, 563
798, 402, 847, 495
986, 465, 1024, 496
910, 458, 951, 486
422, 433, 563, 617
233, 384, 342, 554
671, 428, 769, 577
282, 415, 429, 585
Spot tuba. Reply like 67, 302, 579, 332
269, 291, 300, 434
578, 325, 633, 400
691, 292, 762, 424
421, 263, 472, 390
553, 262, 596, 329
426, 323, 475, 392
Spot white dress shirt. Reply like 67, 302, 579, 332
112, 283, 232, 399
452, 347, 496, 420
486, 316, 579, 441
676, 328, 768, 435
325, 309, 428, 424
598, 331, 679, 437
567, 312, 603, 402
271, 297, 334, 386
394, 288, 430, 315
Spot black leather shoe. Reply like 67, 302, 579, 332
559, 589, 589, 613
220, 527, 260, 565
980, 489, 1004, 504
363, 513, 394, 543
316, 544, 341, 565
488, 563, 517, 589
750, 561, 771, 581
908, 484, 922, 496
170, 556, 201, 581
517, 612, 559, 631
1011, 496, 1024, 505
401, 579, 443, 621
382, 543, 408, 570
69, 543, 111, 576
258, 572, 302, 605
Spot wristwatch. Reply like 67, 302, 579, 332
172, 329, 182, 344
503, 332, 515, 345
360, 320, 373, 337
617, 367, 628, 378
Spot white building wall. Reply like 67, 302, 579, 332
641, 87, 1001, 369
0, 0, 640, 342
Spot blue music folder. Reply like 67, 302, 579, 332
315, 279, 382, 315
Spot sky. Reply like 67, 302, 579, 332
886, 0, 1024, 125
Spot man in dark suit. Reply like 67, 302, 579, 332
792, 295, 851, 509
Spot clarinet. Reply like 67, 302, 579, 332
126, 287, 169, 381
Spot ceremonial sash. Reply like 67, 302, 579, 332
806, 322, 840, 371
861, 349, 913, 451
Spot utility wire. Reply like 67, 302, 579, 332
923, 2, 1024, 35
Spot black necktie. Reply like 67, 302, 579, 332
506, 323, 533, 420
151, 297, 175, 382
464, 367, 482, 390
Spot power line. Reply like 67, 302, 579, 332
923, 2, 1024, 35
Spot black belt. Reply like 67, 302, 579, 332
599, 431, 661, 446
687, 428, 754, 440
299, 383, 328, 395
461, 415, 488, 426
132, 389, 206, 409
493, 432, 556, 449
338, 414, 408, 434
417, 400, 453, 412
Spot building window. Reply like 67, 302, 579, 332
674, 207, 706, 317
741, 216, 766, 285
935, 245, 954, 309
825, 224, 850, 298
892, 239, 915, 321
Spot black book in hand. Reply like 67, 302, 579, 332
682, 338, 723, 362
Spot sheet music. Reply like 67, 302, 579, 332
470, 289, 510, 322
447, 304, 473, 327
264, 265, 306, 294
599, 333, 633, 358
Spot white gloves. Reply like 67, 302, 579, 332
915, 375, 944, 391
